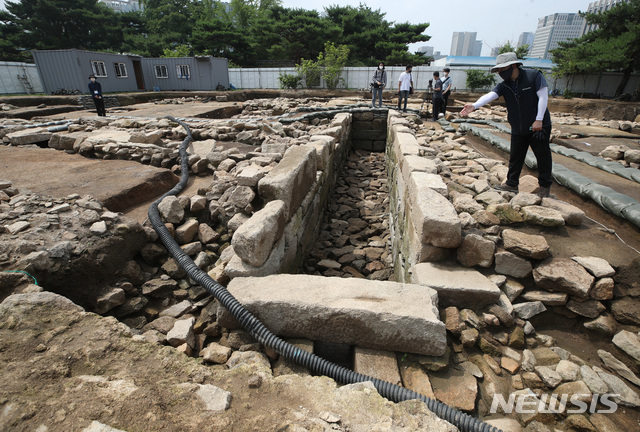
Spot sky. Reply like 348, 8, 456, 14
0, 0, 592, 56
281, 0, 592, 56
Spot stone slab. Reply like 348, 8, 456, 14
217, 274, 446, 356
353, 348, 402, 386
411, 262, 501, 308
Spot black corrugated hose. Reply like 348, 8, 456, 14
148, 116, 500, 432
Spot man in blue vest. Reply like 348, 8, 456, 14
460, 52, 552, 198
88, 74, 106, 117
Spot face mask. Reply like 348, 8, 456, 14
90, 78, 96, 82
379, 65, 383, 70
499, 67, 513, 81
443, 72, 448, 77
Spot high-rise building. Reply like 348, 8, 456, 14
474, 40, 483, 57
581, 0, 628, 35
530, 13, 585, 60
450, 32, 480, 57
517, 32, 535, 51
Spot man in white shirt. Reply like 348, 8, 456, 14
397, 65, 413, 113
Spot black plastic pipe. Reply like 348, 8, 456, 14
148, 116, 501, 432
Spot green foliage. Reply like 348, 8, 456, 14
551, 0, 640, 98
295, 58, 322, 88
496, 41, 529, 59
0, 0, 431, 72
162, 44, 191, 58
466, 69, 496, 92
294, 42, 350, 89
563, 88, 574, 99
318, 42, 349, 89
323, 5, 430, 66
278, 73, 301, 89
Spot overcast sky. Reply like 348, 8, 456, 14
0, 0, 592, 56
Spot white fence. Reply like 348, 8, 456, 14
0, 62, 44, 95
230, 66, 640, 98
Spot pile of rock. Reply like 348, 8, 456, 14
599, 144, 640, 169
153, 96, 208, 104
305, 149, 392, 280
1, 103, 18, 111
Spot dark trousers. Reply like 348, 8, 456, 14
372, 87, 383, 107
93, 97, 106, 116
398, 90, 409, 111
432, 97, 443, 121
442, 91, 450, 114
506, 127, 553, 188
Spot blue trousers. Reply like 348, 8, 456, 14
372, 87, 383, 107
398, 90, 409, 111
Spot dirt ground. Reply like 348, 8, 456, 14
2, 93, 640, 431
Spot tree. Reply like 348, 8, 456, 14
496, 41, 529, 59
252, 7, 341, 65
466, 69, 496, 92
163, 44, 191, 58
324, 5, 430, 66
552, 0, 640, 98
191, 0, 280, 66
2, 0, 122, 56
318, 42, 349, 89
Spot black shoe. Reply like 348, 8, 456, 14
537, 186, 550, 198
493, 183, 519, 193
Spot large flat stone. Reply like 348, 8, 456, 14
217, 274, 446, 356
231, 200, 286, 267
409, 184, 461, 248
411, 263, 501, 308
533, 258, 594, 300
258, 145, 318, 221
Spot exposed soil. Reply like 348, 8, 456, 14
0, 146, 178, 213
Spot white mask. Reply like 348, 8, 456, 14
379, 65, 383, 70
443, 72, 448, 77
90, 78, 96, 82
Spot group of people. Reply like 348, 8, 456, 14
371, 51, 553, 198
371, 63, 452, 121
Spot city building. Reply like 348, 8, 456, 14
581, 0, 628, 35
416, 46, 446, 61
529, 13, 585, 60
517, 32, 535, 51
450, 32, 482, 57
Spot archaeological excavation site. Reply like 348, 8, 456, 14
1, 90, 640, 432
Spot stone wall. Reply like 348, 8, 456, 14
224, 113, 353, 277
386, 110, 462, 282
351, 110, 387, 152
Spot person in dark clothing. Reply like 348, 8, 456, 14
88, 74, 106, 116
460, 52, 553, 198
441, 67, 452, 115
431, 71, 443, 122
371, 62, 387, 108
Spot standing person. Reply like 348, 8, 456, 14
88, 74, 106, 117
397, 64, 413, 113
460, 52, 553, 198
431, 71, 443, 122
441, 67, 453, 115
371, 62, 387, 108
